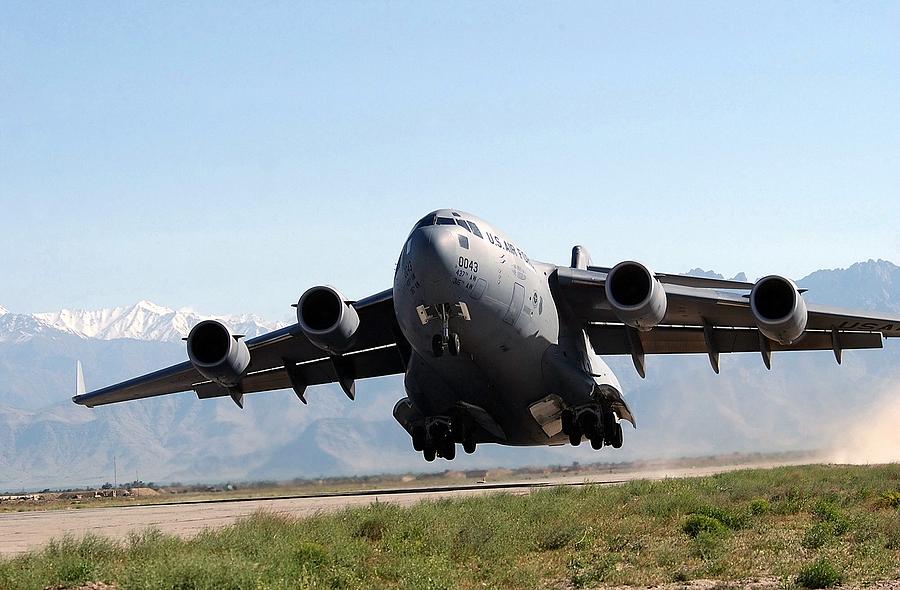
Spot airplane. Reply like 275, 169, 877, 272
73, 209, 900, 461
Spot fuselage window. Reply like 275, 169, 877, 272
436, 217, 456, 225
467, 221, 484, 239
458, 234, 470, 249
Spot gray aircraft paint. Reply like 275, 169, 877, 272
71, 207, 900, 461
392, 209, 628, 446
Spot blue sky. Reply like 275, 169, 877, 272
2, 1, 898, 319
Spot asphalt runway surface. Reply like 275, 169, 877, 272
0, 462, 780, 556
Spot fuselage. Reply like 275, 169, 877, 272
392, 209, 622, 446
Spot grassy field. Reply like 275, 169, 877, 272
1, 464, 899, 590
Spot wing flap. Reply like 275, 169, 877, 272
73, 361, 201, 407
195, 344, 406, 399
586, 324, 884, 355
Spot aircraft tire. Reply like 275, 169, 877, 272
432, 335, 444, 357
611, 423, 623, 448
412, 426, 426, 452
577, 410, 598, 432
569, 430, 582, 446
442, 442, 456, 460
424, 446, 436, 462
590, 434, 603, 450
448, 332, 461, 356
463, 439, 476, 454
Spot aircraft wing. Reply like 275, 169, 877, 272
555, 267, 900, 373
72, 289, 407, 408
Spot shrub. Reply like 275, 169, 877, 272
881, 491, 900, 509
692, 531, 725, 561
801, 522, 833, 550
796, 557, 843, 588
536, 526, 579, 551
683, 514, 727, 538
696, 505, 748, 530
812, 500, 850, 535
569, 553, 617, 588
750, 498, 771, 516
884, 516, 900, 550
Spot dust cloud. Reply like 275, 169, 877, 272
826, 385, 900, 464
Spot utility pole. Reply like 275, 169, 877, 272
113, 455, 117, 488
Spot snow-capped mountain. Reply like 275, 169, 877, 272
3, 300, 286, 343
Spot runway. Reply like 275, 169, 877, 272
0, 462, 782, 556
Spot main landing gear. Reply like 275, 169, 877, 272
431, 304, 461, 357
561, 407, 623, 450
410, 416, 476, 461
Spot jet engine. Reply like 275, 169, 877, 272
750, 275, 808, 345
604, 261, 667, 331
186, 320, 251, 387
296, 285, 360, 354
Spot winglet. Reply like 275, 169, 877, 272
75, 361, 86, 398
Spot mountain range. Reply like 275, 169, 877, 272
0, 300, 282, 344
1, 259, 898, 489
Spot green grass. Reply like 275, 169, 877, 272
2, 464, 899, 589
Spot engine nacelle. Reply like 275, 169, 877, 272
296, 286, 360, 354
750, 275, 808, 345
186, 320, 251, 387
604, 261, 667, 331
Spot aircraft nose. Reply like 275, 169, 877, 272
411, 226, 459, 285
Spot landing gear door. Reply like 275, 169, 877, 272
503, 282, 526, 326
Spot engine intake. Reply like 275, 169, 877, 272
750, 275, 808, 345
186, 320, 251, 387
296, 286, 360, 354
604, 261, 667, 331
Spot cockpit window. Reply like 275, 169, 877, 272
436, 217, 456, 225
455, 219, 471, 231
409, 214, 435, 235
467, 221, 484, 238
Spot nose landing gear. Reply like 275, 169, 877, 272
431, 304, 462, 357
417, 303, 468, 358
432, 332, 462, 357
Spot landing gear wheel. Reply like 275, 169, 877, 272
412, 426, 426, 452
448, 332, 461, 356
432, 334, 445, 357
568, 430, 582, 446
590, 434, 604, 450
463, 439, 476, 454
610, 422, 624, 449
441, 442, 456, 461
423, 446, 436, 462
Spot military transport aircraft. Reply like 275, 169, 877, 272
73, 209, 900, 461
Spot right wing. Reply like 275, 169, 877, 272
555, 266, 900, 374
73, 289, 408, 408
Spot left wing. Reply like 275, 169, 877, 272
555, 266, 900, 374
73, 289, 407, 408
